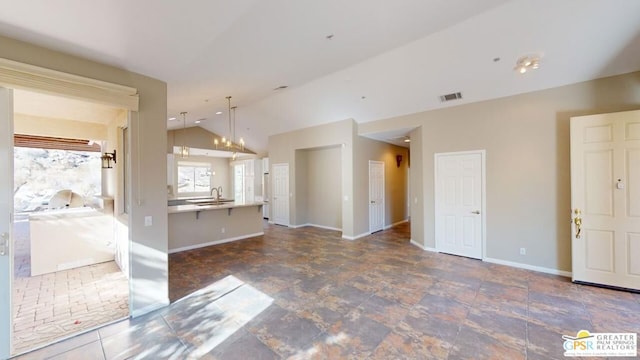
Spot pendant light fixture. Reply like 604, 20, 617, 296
233, 105, 245, 151
180, 111, 189, 158
213, 95, 251, 157
231, 105, 238, 160
225, 96, 232, 149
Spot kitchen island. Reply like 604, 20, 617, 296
168, 200, 264, 253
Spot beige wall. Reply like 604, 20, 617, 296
14, 113, 108, 140
409, 126, 424, 246
168, 126, 255, 155
360, 71, 640, 272
304, 146, 342, 229
269, 119, 409, 237
354, 136, 409, 232
269, 119, 356, 236
168, 206, 263, 252
294, 149, 309, 225
0, 35, 170, 315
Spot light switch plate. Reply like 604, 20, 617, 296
144, 216, 153, 226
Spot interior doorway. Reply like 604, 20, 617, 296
10, 89, 130, 354
369, 160, 385, 233
434, 150, 485, 259
272, 163, 290, 226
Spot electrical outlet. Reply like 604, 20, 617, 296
520, 247, 526, 255
221, 227, 225, 234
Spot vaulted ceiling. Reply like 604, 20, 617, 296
0, 0, 639, 153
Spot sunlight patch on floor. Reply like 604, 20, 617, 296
178, 275, 273, 358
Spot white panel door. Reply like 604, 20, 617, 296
435, 151, 484, 259
272, 163, 289, 226
0, 87, 13, 358
369, 161, 385, 233
570, 110, 640, 290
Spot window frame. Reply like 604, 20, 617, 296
176, 160, 213, 196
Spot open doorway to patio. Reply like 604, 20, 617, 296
11, 89, 130, 354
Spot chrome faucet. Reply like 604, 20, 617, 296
210, 186, 223, 203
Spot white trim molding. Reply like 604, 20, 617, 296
484, 257, 572, 278
410, 239, 439, 252
307, 224, 342, 232
342, 232, 370, 241
0, 57, 139, 110
130, 298, 170, 318
409, 239, 423, 249
168, 232, 264, 254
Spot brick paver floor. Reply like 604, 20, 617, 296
12, 217, 129, 354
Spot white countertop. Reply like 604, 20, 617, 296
168, 195, 216, 201
168, 201, 264, 214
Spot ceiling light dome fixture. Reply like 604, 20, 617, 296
514, 55, 540, 74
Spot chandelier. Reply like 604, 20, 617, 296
214, 96, 245, 159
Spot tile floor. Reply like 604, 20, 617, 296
13, 221, 640, 359
12, 218, 129, 354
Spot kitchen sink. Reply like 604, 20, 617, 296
190, 198, 235, 206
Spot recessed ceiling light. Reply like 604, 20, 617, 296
326, 34, 334, 40
195, 120, 201, 124
361, 96, 366, 100
274, 85, 288, 91
168, 117, 177, 121
493, 57, 500, 62
403, 138, 411, 143
215, 111, 222, 115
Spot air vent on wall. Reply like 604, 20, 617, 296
439, 92, 462, 102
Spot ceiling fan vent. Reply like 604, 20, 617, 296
439, 92, 462, 102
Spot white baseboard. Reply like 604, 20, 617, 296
130, 298, 170, 318
290, 223, 342, 231
410, 239, 438, 252
169, 232, 264, 254
308, 223, 342, 232
484, 257, 572, 278
342, 232, 370, 241
384, 219, 408, 230
409, 239, 423, 249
